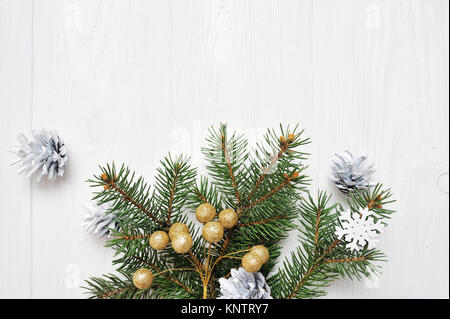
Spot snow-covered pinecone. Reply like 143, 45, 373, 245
330, 150, 374, 195
81, 201, 118, 238
11, 129, 68, 182
218, 267, 272, 299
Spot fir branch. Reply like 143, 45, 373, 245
244, 124, 310, 204
285, 239, 340, 299
85, 124, 395, 300
238, 214, 288, 227
219, 230, 233, 256
98, 287, 132, 299
247, 125, 309, 202
247, 142, 289, 201
270, 187, 395, 299
324, 256, 367, 264
194, 188, 207, 203
84, 271, 145, 299
314, 208, 322, 249
153, 155, 197, 225
221, 132, 242, 207
166, 164, 180, 223
117, 234, 151, 240
130, 254, 195, 295
187, 176, 223, 212
245, 171, 300, 210
105, 175, 163, 226
202, 124, 248, 209
348, 183, 395, 222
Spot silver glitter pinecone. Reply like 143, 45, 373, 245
81, 201, 118, 238
218, 267, 272, 299
11, 129, 68, 182
330, 150, 375, 195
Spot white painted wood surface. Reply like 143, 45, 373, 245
0, 0, 448, 298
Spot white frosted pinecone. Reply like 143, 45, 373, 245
81, 201, 118, 238
218, 267, 272, 299
11, 129, 68, 182
330, 150, 374, 195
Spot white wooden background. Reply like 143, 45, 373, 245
0, 0, 448, 299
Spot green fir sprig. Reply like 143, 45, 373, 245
83, 124, 395, 299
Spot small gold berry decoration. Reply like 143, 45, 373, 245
171, 232, 193, 254
149, 231, 169, 250
218, 209, 238, 229
250, 245, 269, 263
242, 252, 263, 273
195, 203, 217, 223
132, 268, 154, 290
202, 221, 224, 243
169, 222, 189, 239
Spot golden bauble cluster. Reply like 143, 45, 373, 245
242, 245, 269, 273
195, 203, 217, 223
169, 222, 189, 239
148, 222, 193, 254
218, 209, 238, 229
171, 231, 193, 254
202, 221, 224, 243
132, 268, 154, 290
149, 231, 169, 250
195, 204, 239, 243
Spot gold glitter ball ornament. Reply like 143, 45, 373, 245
149, 231, 169, 250
132, 268, 154, 290
202, 221, 224, 243
242, 252, 263, 273
250, 245, 269, 263
195, 203, 217, 223
169, 222, 189, 239
171, 232, 193, 254
218, 209, 238, 229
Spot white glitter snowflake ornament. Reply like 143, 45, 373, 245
335, 207, 384, 251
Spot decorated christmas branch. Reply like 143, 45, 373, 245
83, 124, 395, 299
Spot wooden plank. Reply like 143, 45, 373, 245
0, 0, 32, 298
310, 0, 449, 298
31, 0, 172, 298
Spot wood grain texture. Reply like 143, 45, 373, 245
0, 0, 448, 298
0, 0, 32, 298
